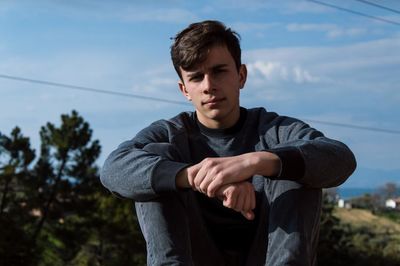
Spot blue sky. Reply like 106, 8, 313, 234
1, 0, 399, 188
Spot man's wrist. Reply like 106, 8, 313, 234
250, 151, 282, 177
176, 167, 191, 189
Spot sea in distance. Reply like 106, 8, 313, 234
337, 187, 378, 200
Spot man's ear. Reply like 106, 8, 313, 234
179, 81, 192, 101
239, 64, 247, 89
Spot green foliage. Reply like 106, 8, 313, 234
85, 193, 146, 265
31, 110, 101, 246
0, 111, 146, 265
376, 209, 400, 223
0, 127, 37, 265
0, 214, 36, 265
348, 225, 400, 266
318, 195, 354, 265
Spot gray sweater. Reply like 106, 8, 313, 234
100, 107, 356, 202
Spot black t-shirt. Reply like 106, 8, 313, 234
188, 108, 259, 252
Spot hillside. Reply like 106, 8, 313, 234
318, 207, 400, 265
334, 208, 400, 240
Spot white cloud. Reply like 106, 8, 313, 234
327, 27, 367, 38
245, 36, 400, 74
232, 22, 280, 32
283, 1, 330, 14
243, 38, 400, 171
287, 23, 367, 38
292, 66, 318, 83
287, 23, 336, 32
5, 1, 197, 24
247, 61, 282, 79
120, 7, 198, 23
214, 0, 329, 14
242, 36, 400, 141
247, 61, 319, 84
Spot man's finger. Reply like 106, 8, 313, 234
223, 189, 236, 209
241, 210, 255, 220
207, 178, 224, 197
187, 163, 201, 188
235, 189, 245, 212
194, 167, 207, 189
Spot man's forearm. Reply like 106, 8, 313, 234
247, 151, 281, 177
175, 151, 282, 192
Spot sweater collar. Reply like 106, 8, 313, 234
195, 107, 247, 137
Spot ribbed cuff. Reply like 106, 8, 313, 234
268, 147, 305, 181
151, 159, 190, 193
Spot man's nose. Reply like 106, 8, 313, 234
202, 74, 216, 94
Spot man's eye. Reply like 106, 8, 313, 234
190, 75, 203, 82
214, 69, 227, 74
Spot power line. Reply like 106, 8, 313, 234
0, 74, 190, 106
303, 119, 400, 135
354, 0, 400, 15
1, 73, 400, 135
306, 0, 400, 26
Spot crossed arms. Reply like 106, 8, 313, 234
176, 152, 281, 220
100, 112, 356, 221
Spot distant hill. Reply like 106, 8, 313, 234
335, 208, 400, 235
328, 207, 400, 264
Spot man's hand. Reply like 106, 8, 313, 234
186, 152, 281, 197
187, 154, 253, 197
216, 181, 256, 220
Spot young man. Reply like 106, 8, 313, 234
100, 20, 356, 266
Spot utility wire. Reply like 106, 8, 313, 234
354, 0, 400, 15
303, 119, 400, 135
306, 0, 400, 26
1, 73, 400, 135
0, 74, 190, 106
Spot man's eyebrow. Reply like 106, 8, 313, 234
187, 71, 202, 78
211, 64, 228, 70
186, 63, 229, 79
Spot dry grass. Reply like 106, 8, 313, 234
334, 208, 400, 236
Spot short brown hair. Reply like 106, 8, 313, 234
170, 20, 242, 80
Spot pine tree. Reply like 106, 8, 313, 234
0, 111, 146, 265
31, 110, 101, 263
0, 127, 36, 265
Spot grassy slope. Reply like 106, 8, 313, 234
335, 208, 400, 230
334, 208, 400, 240
332, 208, 400, 265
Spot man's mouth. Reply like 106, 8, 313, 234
202, 98, 225, 105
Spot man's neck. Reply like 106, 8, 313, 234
196, 108, 248, 135
197, 108, 241, 129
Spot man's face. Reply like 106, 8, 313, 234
178, 45, 247, 129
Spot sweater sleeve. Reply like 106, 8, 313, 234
266, 116, 356, 188
99, 121, 190, 201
